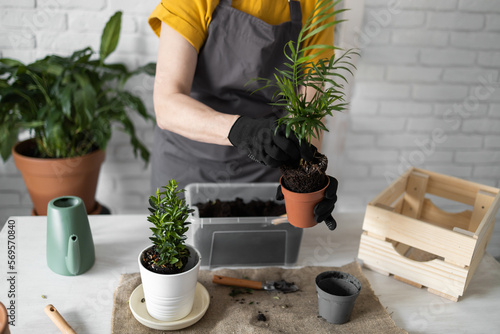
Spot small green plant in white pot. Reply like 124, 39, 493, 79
138, 179, 201, 321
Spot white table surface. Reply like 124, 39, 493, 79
1, 213, 499, 333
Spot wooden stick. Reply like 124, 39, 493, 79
44, 304, 76, 334
272, 214, 288, 225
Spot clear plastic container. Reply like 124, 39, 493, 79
185, 183, 303, 268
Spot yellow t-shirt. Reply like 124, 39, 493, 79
148, 0, 334, 58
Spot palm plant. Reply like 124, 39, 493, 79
255, 0, 357, 147
146, 180, 194, 273
0, 11, 155, 163
253, 0, 357, 196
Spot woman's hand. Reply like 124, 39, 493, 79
228, 115, 316, 167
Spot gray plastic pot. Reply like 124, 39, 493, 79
315, 271, 361, 324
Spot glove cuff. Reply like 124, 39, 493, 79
227, 115, 246, 147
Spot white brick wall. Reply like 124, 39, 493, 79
1, 0, 500, 258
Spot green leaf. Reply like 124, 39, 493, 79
0, 58, 24, 67
117, 91, 150, 118
0, 124, 19, 161
59, 83, 74, 117
148, 197, 157, 209
72, 84, 97, 128
133, 62, 156, 76
99, 11, 122, 63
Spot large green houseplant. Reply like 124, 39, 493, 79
138, 180, 202, 322
256, 0, 357, 227
0, 11, 155, 215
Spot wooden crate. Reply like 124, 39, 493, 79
357, 167, 500, 301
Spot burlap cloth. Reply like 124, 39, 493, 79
111, 261, 407, 333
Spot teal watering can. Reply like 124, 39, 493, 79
46, 196, 95, 276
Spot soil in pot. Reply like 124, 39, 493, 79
280, 152, 329, 193
140, 246, 189, 275
195, 198, 286, 218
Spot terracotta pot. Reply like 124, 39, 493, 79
280, 176, 329, 228
12, 139, 105, 216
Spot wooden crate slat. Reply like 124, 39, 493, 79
426, 181, 477, 206
359, 234, 467, 299
452, 227, 475, 237
394, 275, 423, 288
370, 168, 412, 207
364, 204, 477, 266
401, 171, 429, 219
359, 234, 467, 298
464, 218, 496, 290
359, 234, 469, 282
473, 191, 500, 239
427, 288, 459, 302
420, 198, 471, 231
416, 167, 499, 206
393, 195, 404, 213
470, 190, 497, 233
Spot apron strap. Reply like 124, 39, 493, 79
289, 0, 303, 24
219, 0, 232, 7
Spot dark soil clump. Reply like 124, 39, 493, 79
140, 246, 188, 274
280, 153, 328, 193
195, 198, 286, 218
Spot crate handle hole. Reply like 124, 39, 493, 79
391, 241, 443, 262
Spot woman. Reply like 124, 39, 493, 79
148, 0, 337, 228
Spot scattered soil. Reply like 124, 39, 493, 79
280, 152, 328, 193
140, 246, 188, 274
229, 288, 254, 297
196, 198, 286, 218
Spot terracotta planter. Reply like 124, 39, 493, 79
12, 139, 105, 216
280, 176, 329, 228
0, 302, 10, 334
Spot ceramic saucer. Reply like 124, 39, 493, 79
129, 283, 210, 331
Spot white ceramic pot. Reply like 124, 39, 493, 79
138, 244, 201, 321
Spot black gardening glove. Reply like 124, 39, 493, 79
228, 115, 316, 167
314, 176, 338, 230
276, 175, 338, 231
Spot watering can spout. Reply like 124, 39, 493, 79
65, 235, 81, 275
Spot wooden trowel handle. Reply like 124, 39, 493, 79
212, 275, 263, 290
44, 304, 76, 334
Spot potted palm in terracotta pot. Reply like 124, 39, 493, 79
0, 11, 155, 215
256, 0, 357, 228
138, 180, 202, 321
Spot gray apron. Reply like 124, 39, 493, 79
151, 0, 303, 192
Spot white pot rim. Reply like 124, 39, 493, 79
138, 244, 201, 277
